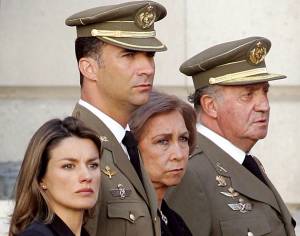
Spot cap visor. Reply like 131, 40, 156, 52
220, 73, 286, 85
96, 36, 167, 52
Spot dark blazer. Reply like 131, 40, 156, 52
166, 132, 296, 236
73, 103, 160, 236
18, 214, 89, 236
160, 200, 192, 236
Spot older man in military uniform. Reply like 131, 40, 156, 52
65, 1, 167, 235
166, 36, 296, 236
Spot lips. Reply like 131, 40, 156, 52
134, 83, 152, 88
75, 188, 94, 194
169, 168, 184, 173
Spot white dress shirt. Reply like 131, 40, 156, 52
197, 123, 246, 164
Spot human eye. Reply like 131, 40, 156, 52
88, 161, 99, 169
157, 139, 169, 146
179, 135, 189, 143
62, 163, 75, 169
240, 90, 253, 101
122, 50, 135, 58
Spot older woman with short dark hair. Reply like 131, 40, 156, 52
130, 91, 196, 236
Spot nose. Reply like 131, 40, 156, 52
136, 53, 155, 77
79, 166, 92, 183
254, 93, 270, 113
171, 143, 188, 161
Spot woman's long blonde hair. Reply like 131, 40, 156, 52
9, 117, 101, 236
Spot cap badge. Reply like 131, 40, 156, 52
248, 41, 267, 65
135, 5, 156, 29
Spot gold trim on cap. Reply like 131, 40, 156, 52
101, 36, 166, 49
91, 29, 155, 38
209, 67, 268, 84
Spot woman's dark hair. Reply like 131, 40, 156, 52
130, 91, 197, 154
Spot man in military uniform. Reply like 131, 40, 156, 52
65, 1, 167, 235
166, 36, 296, 236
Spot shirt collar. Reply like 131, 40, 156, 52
197, 123, 246, 164
78, 99, 129, 144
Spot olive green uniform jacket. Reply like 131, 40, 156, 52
73, 103, 160, 236
166, 133, 296, 236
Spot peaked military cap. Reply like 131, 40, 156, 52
65, 1, 167, 52
180, 36, 286, 89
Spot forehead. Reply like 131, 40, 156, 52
143, 110, 187, 133
49, 137, 99, 160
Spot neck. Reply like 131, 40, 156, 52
81, 90, 131, 128
155, 185, 167, 209
54, 208, 84, 236
200, 117, 256, 152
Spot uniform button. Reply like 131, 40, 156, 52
154, 217, 157, 222
129, 213, 135, 222
248, 232, 254, 236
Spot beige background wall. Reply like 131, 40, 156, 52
0, 0, 299, 205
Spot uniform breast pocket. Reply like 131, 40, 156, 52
108, 201, 146, 222
107, 201, 153, 236
220, 214, 271, 236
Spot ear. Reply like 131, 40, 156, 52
78, 57, 99, 82
40, 181, 47, 190
200, 94, 219, 118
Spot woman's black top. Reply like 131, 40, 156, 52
158, 200, 193, 236
18, 214, 89, 236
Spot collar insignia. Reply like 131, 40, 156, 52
99, 135, 108, 142
102, 166, 116, 179
216, 175, 227, 187
216, 162, 228, 173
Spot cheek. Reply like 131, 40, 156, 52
44, 171, 74, 193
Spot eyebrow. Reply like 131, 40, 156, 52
57, 156, 99, 162
153, 131, 189, 139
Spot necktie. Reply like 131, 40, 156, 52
122, 131, 143, 183
243, 154, 268, 186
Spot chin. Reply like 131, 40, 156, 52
73, 200, 97, 210
166, 179, 182, 187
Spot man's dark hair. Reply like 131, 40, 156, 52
75, 37, 104, 87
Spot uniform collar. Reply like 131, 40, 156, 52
197, 123, 246, 164
79, 99, 129, 143
78, 99, 130, 157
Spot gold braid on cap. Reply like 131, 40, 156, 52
91, 29, 155, 38
209, 67, 268, 84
